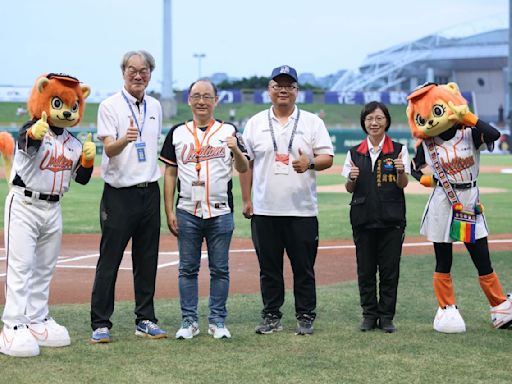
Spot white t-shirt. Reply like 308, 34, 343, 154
243, 106, 334, 216
97, 88, 162, 188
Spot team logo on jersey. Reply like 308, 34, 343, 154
181, 143, 226, 164
39, 150, 73, 172
441, 155, 475, 175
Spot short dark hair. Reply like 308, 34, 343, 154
360, 101, 392, 134
188, 78, 218, 96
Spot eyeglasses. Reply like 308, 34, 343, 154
125, 66, 150, 78
364, 116, 386, 123
270, 85, 297, 92
189, 94, 216, 102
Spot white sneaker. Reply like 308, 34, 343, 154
29, 317, 71, 347
208, 323, 232, 339
0, 324, 40, 357
490, 293, 512, 329
175, 319, 200, 339
433, 305, 466, 333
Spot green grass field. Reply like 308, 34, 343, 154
0, 154, 510, 238
0, 252, 511, 383
0, 154, 511, 382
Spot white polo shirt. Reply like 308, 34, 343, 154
159, 119, 248, 219
97, 88, 162, 188
243, 106, 334, 216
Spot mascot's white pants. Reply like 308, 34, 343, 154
2, 187, 62, 327
420, 185, 488, 243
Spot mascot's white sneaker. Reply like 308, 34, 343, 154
0, 324, 40, 357
433, 305, 466, 333
490, 293, 512, 329
29, 317, 71, 347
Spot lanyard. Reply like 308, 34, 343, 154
185, 119, 216, 177
267, 108, 300, 153
122, 91, 146, 137
425, 138, 459, 206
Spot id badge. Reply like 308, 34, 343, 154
191, 180, 206, 202
273, 161, 289, 174
273, 153, 289, 175
135, 142, 146, 163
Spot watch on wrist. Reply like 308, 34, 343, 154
308, 159, 315, 170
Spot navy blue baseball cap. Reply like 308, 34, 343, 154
270, 65, 298, 82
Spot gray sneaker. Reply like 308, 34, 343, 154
255, 315, 283, 334
295, 315, 314, 336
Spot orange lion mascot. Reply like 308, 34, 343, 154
407, 82, 511, 333
0, 74, 95, 357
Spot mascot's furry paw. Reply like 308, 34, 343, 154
29, 111, 49, 140
81, 133, 96, 168
420, 175, 435, 188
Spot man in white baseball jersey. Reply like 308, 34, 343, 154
160, 79, 248, 339
240, 65, 334, 336
90, 50, 166, 343
1, 73, 95, 357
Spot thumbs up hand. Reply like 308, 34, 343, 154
225, 134, 239, 154
394, 152, 405, 175
82, 133, 96, 160
125, 117, 139, 143
29, 111, 49, 140
81, 132, 96, 168
292, 148, 310, 173
349, 159, 359, 181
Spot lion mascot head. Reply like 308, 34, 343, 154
28, 73, 91, 129
406, 82, 478, 139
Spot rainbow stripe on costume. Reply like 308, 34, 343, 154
450, 209, 476, 243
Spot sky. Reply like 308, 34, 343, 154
1, 0, 508, 93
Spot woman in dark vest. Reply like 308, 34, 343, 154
342, 101, 410, 333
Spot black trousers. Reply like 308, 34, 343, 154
434, 237, 493, 276
91, 182, 161, 330
352, 225, 404, 320
251, 215, 318, 320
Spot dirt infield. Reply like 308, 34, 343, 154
1, 233, 511, 305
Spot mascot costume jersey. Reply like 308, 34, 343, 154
0, 73, 95, 357
407, 82, 512, 333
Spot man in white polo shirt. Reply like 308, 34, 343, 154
240, 65, 334, 335
90, 50, 167, 343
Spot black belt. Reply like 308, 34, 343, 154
438, 181, 477, 190
24, 189, 60, 202
106, 181, 156, 189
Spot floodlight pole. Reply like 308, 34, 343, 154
193, 53, 206, 79
161, 0, 177, 118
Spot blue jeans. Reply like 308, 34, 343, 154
176, 208, 233, 324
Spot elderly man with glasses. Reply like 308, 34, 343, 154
240, 65, 334, 336
90, 50, 167, 343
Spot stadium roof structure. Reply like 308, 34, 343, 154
331, 17, 508, 92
